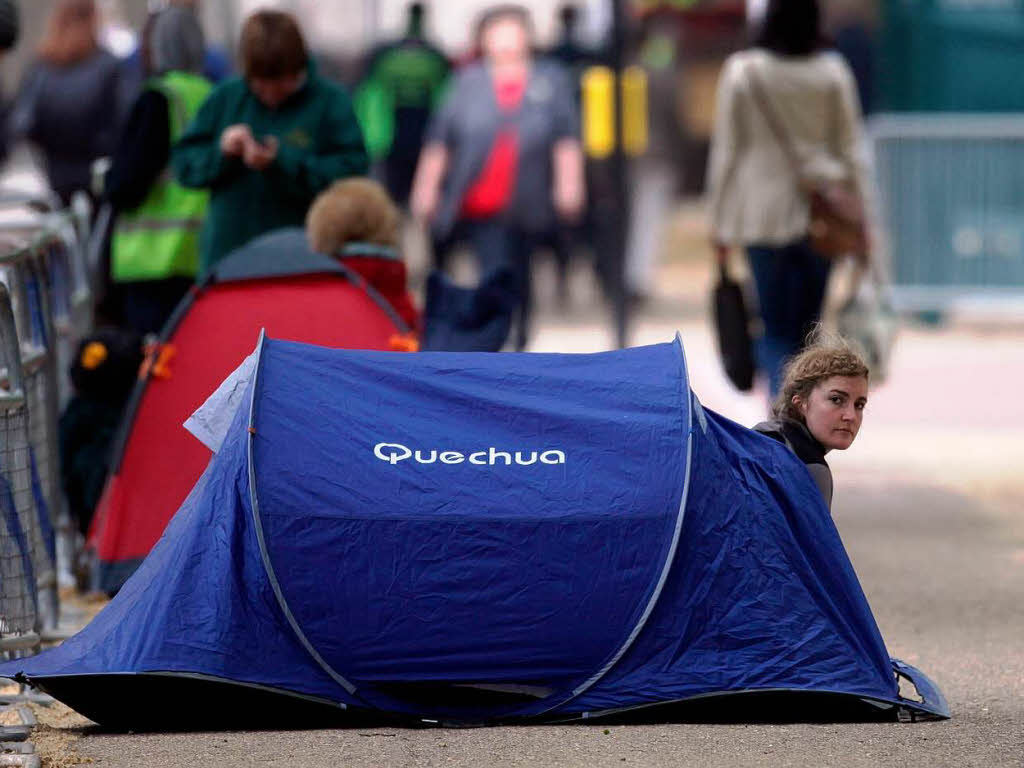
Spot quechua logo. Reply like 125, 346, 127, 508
374, 442, 566, 466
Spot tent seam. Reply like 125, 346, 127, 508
245, 330, 359, 697
331, 258, 410, 334
561, 333, 695, 703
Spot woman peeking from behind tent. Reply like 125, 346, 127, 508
754, 330, 868, 510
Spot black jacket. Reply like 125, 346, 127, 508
753, 417, 833, 509
105, 89, 170, 211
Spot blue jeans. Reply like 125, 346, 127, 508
746, 239, 832, 397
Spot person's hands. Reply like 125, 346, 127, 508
553, 173, 584, 223
712, 240, 730, 267
409, 143, 449, 224
854, 227, 874, 269
552, 139, 584, 224
243, 135, 278, 171
410, 179, 440, 223
220, 124, 254, 157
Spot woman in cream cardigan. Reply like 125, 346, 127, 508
705, 0, 870, 396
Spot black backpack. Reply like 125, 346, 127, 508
70, 327, 144, 404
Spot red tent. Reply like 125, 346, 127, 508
89, 231, 413, 593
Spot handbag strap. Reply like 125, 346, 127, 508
745, 60, 806, 187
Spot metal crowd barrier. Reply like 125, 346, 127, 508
870, 114, 1024, 313
39, 202, 93, 409
0, 281, 41, 656
0, 193, 93, 407
0, 197, 93, 654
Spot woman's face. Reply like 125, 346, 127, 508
481, 16, 529, 64
795, 374, 868, 451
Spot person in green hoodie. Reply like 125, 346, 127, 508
172, 9, 368, 273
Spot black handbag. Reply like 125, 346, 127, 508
712, 263, 756, 391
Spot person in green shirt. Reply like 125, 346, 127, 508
172, 9, 368, 273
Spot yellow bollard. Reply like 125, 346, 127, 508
582, 66, 615, 159
581, 65, 649, 158
621, 65, 649, 157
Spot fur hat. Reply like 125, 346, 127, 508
306, 177, 400, 254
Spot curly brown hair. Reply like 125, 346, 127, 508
306, 178, 400, 254
772, 329, 869, 422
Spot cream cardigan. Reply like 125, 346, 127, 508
705, 48, 871, 247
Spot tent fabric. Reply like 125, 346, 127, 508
214, 229, 417, 334
88, 240, 409, 594
205, 229, 347, 283
183, 349, 258, 453
7, 336, 949, 726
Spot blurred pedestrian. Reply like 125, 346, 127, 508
105, 6, 212, 336
8, 0, 120, 205
0, 0, 15, 52
624, 15, 684, 304
410, 4, 584, 351
117, 0, 233, 119
545, 3, 592, 302
172, 10, 368, 273
169, 0, 232, 82
354, 2, 450, 207
0, 0, 19, 164
550, 4, 589, 74
705, 0, 870, 396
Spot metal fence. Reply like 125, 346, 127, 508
870, 114, 1024, 313
0, 198, 92, 657
0, 280, 39, 655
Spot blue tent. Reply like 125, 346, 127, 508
0, 335, 948, 727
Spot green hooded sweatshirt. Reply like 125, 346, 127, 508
172, 63, 368, 273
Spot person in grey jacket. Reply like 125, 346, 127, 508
754, 331, 869, 510
9, 0, 120, 204
410, 4, 584, 351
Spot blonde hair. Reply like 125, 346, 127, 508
306, 178, 400, 254
773, 328, 869, 422
38, 0, 98, 67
